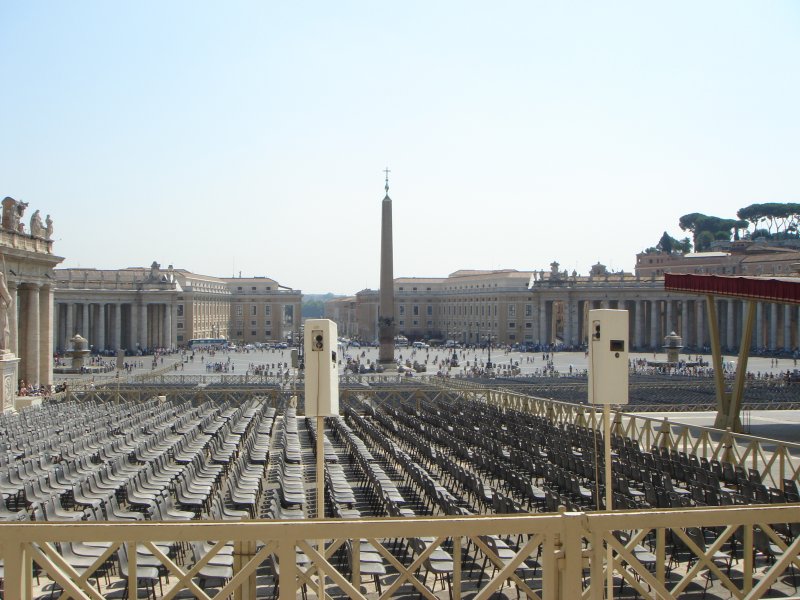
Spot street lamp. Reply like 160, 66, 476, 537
448, 329, 459, 367
485, 333, 496, 370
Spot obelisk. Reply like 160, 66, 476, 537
378, 168, 396, 367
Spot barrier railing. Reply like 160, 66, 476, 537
1, 505, 798, 599
433, 380, 800, 491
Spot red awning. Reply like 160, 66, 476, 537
664, 273, 800, 304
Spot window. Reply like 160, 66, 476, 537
525, 322, 532, 328
427, 320, 433, 326
283, 305, 294, 325
251, 286, 256, 291
177, 304, 184, 317
251, 320, 256, 326
413, 305, 419, 316
235, 305, 243, 316
525, 304, 532, 317
399, 320, 404, 326
399, 305, 405, 315
426, 305, 432, 316
177, 322, 184, 329
508, 322, 516, 329
265, 305, 271, 316
177, 335, 184, 342
251, 330, 256, 336
266, 286, 272, 290
413, 320, 418, 326
236, 331, 243, 336
265, 330, 271, 336
265, 320, 271, 326
237, 286, 242, 291
250, 305, 257, 316
508, 305, 516, 318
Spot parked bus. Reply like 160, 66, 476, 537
187, 338, 227, 349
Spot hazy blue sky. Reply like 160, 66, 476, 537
1, 2, 798, 294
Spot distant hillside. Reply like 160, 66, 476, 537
302, 293, 341, 319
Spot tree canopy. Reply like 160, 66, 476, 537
678, 213, 742, 250
645, 202, 799, 256
736, 203, 800, 237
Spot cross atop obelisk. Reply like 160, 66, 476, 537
383, 167, 390, 193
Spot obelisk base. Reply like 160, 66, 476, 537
378, 359, 397, 372
0, 353, 20, 413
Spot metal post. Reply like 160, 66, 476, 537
316, 414, 325, 598
604, 403, 614, 599
723, 300, 755, 432
706, 295, 728, 417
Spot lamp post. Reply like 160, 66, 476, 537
485, 333, 496, 372
448, 330, 459, 367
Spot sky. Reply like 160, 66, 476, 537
1, 2, 798, 295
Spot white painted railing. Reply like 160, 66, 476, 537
1, 505, 799, 599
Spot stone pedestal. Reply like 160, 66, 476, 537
0, 353, 20, 413
70, 334, 91, 370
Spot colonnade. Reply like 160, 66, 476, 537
540, 296, 800, 352
5, 282, 54, 387
54, 301, 175, 353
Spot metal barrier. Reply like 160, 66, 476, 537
429, 381, 800, 491
1, 505, 798, 599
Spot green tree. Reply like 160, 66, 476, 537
695, 230, 716, 251
737, 203, 800, 237
679, 213, 738, 248
657, 231, 674, 253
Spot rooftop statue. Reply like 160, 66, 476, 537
30, 210, 44, 238
1, 197, 28, 232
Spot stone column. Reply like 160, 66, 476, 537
563, 297, 572, 346
97, 303, 105, 352
139, 302, 148, 349
164, 303, 173, 349
650, 300, 659, 349
113, 303, 122, 350
39, 285, 53, 387
9, 282, 18, 355
797, 306, 800, 352
755, 302, 763, 350
769, 303, 778, 351
682, 300, 692, 347
25, 285, 40, 386
538, 301, 547, 345
81, 303, 89, 339
65, 302, 74, 344
726, 299, 735, 351
531, 298, 540, 345
696, 299, 704, 348
129, 303, 138, 350
784, 304, 792, 352
635, 300, 644, 349
665, 300, 674, 334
